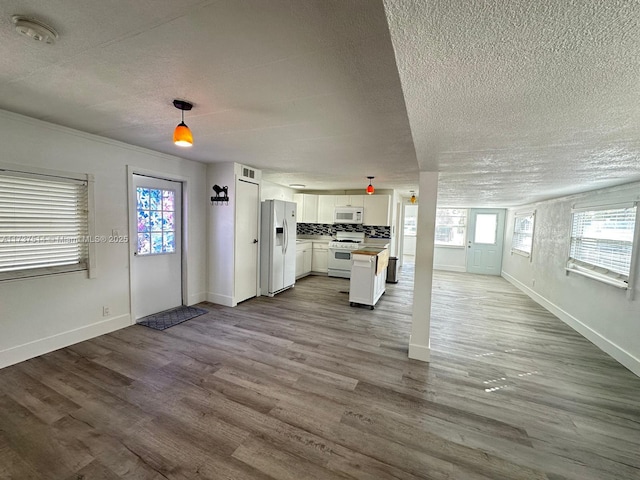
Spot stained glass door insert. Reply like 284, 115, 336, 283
136, 187, 176, 255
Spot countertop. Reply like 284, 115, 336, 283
352, 246, 387, 256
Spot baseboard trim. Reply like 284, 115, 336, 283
187, 292, 207, 305
434, 264, 466, 273
0, 314, 131, 370
207, 292, 235, 307
502, 271, 640, 377
408, 343, 431, 362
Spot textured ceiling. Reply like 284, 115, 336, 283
1, 1, 639, 206
0, 0, 419, 193
384, 0, 640, 205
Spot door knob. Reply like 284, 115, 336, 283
253, 239, 258, 244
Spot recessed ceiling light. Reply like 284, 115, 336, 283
12, 15, 58, 44
289, 184, 305, 188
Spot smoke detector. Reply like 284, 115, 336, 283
12, 15, 58, 44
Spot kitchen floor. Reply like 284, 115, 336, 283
0, 267, 638, 479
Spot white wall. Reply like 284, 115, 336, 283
207, 162, 237, 307
502, 181, 640, 377
434, 246, 466, 272
261, 180, 294, 202
0, 110, 208, 369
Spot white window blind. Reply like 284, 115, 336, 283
512, 212, 535, 256
569, 205, 636, 279
0, 171, 89, 280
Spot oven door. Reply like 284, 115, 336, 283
328, 248, 353, 278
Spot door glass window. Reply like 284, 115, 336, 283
137, 187, 176, 255
474, 214, 498, 244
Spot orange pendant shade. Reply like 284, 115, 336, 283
366, 176, 375, 195
173, 122, 193, 147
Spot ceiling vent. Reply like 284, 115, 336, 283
12, 15, 58, 44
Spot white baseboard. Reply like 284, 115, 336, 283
434, 264, 466, 273
502, 271, 640, 378
0, 314, 131, 370
408, 343, 431, 362
207, 292, 236, 307
187, 292, 207, 305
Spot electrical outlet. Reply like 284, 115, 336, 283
103, 306, 110, 316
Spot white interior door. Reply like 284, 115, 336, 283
235, 179, 260, 303
131, 175, 182, 319
466, 208, 505, 275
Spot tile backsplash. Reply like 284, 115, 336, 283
297, 223, 391, 239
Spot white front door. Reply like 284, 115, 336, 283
131, 174, 182, 319
466, 208, 505, 275
234, 179, 260, 303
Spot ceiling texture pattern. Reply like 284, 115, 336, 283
384, 0, 640, 205
1, 0, 639, 206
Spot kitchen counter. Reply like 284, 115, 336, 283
351, 246, 386, 255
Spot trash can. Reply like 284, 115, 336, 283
386, 256, 399, 283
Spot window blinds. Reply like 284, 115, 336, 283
569, 205, 636, 278
512, 213, 534, 255
0, 172, 89, 279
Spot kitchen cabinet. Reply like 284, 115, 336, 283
293, 194, 318, 223
349, 247, 389, 309
294, 193, 390, 226
363, 194, 391, 226
335, 195, 363, 207
295, 241, 312, 278
311, 242, 328, 273
317, 195, 336, 224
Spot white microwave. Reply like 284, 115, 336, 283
334, 206, 364, 224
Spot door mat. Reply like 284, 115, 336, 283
137, 305, 208, 331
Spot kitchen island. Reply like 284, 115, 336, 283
349, 246, 389, 309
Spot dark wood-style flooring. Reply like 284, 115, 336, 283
1, 265, 639, 479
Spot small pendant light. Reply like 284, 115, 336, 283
410, 191, 417, 204
366, 176, 375, 195
173, 99, 193, 147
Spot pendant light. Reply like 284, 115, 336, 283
366, 176, 375, 195
173, 99, 193, 147
410, 191, 417, 204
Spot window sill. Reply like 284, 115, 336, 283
565, 265, 628, 289
434, 244, 465, 249
511, 249, 531, 258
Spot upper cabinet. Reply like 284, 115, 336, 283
317, 195, 336, 224
363, 195, 391, 226
293, 193, 318, 223
335, 195, 364, 207
294, 193, 391, 226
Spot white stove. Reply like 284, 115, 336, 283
328, 232, 365, 278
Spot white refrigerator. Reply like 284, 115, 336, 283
260, 200, 297, 296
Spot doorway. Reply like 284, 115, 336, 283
466, 208, 505, 275
131, 174, 183, 320
402, 204, 419, 265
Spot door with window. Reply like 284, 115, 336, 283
131, 174, 182, 319
466, 209, 505, 275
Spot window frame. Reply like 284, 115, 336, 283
0, 165, 95, 282
511, 210, 536, 259
434, 208, 468, 248
565, 201, 639, 292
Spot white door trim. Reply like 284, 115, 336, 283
127, 166, 191, 324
